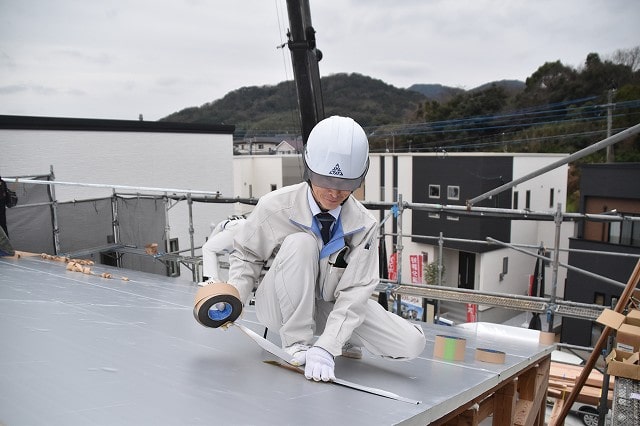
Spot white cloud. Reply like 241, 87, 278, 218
0, 0, 638, 120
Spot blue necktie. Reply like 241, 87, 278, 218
316, 212, 334, 244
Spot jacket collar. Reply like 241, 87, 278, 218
289, 183, 366, 236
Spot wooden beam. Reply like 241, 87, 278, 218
549, 398, 565, 426
493, 379, 517, 425
514, 357, 551, 426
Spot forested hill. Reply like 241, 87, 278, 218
161, 73, 430, 136
161, 73, 526, 137
162, 49, 640, 163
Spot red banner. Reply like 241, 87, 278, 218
409, 254, 423, 284
388, 252, 397, 281
466, 303, 477, 322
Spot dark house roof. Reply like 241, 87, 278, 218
0, 115, 235, 135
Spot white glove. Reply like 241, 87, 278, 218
304, 346, 336, 382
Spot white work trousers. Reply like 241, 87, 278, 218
255, 232, 425, 359
202, 220, 243, 281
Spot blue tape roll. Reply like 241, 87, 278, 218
208, 302, 233, 321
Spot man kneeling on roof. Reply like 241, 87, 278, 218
211, 116, 426, 381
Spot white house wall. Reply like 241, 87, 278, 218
510, 155, 573, 298
233, 155, 306, 216
234, 156, 281, 200
0, 129, 234, 257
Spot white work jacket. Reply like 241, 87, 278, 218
228, 182, 380, 354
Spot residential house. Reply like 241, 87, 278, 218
562, 163, 640, 347
364, 152, 574, 324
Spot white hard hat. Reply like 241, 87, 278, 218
303, 116, 369, 191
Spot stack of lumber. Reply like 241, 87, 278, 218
548, 361, 613, 408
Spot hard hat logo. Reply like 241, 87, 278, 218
329, 163, 343, 176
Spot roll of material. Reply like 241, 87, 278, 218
538, 331, 555, 345
475, 348, 506, 364
433, 335, 466, 361
193, 283, 242, 328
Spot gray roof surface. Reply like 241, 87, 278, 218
0, 255, 553, 425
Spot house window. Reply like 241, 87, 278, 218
609, 222, 621, 244
594, 292, 605, 306
608, 214, 640, 247
513, 191, 519, 209
271, 184, 277, 191
447, 186, 460, 200
525, 190, 531, 209
549, 188, 555, 208
428, 184, 440, 199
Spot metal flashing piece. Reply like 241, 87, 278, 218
235, 323, 421, 405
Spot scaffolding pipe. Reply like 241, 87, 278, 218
466, 121, 640, 208
548, 204, 562, 332
187, 193, 197, 282
49, 165, 61, 255
163, 193, 171, 258
395, 194, 404, 315
3, 178, 223, 197
486, 237, 627, 289
437, 232, 444, 320
4, 177, 633, 224
111, 188, 121, 268
389, 232, 640, 260
405, 201, 624, 222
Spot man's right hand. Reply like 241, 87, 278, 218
304, 346, 336, 382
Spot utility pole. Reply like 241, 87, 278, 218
285, 0, 325, 145
606, 88, 616, 163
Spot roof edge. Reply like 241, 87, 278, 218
0, 115, 235, 135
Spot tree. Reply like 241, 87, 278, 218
424, 261, 445, 285
609, 46, 640, 71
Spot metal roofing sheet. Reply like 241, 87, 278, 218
0, 255, 553, 425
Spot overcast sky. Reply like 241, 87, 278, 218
1, 0, 638, 121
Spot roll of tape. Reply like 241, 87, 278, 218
433, 335, 466, 361
539, 331, 555, 345
193, 283, 242, 328
475, 348, 506, 364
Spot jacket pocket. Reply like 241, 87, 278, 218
320, 246, 350, 300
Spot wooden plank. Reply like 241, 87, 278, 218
493, 380, 517, 426
455, 405, 479, 426
518, 366, 537, 401
549, 398, 565, 426
514, 357, 550, 426
549, 361, 614, 389
477, 396, 494, 424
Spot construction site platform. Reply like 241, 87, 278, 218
1, 255, 554, 425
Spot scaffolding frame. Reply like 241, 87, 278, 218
5, 122, 640, 321
6, 176, 639, 322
